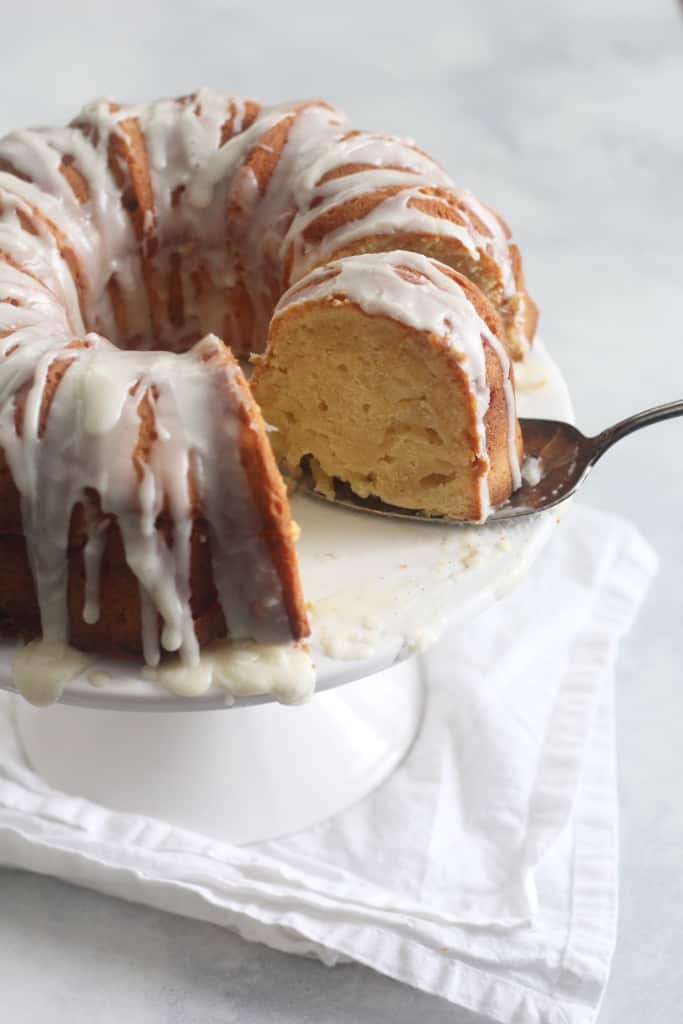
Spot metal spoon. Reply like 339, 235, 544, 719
295, 399, 683, 523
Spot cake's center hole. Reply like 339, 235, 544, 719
92, 243, 246, 356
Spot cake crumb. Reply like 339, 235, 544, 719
460, 543, 481, 569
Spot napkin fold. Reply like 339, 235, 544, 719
0, 505, 657, 1024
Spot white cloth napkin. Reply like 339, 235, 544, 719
0, 505, 657, 1024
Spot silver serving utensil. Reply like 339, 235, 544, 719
295, 399, 683, 523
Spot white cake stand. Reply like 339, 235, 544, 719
1, 342, 572, 844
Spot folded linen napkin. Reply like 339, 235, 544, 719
0, 505, 657, 1024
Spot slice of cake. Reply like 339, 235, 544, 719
252, 251, 523, 522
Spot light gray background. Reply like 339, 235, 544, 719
1, 1, 682, 1020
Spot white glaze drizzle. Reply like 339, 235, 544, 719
1, 92, 524, 355
279, 128, 516, 301
274, 250, 522, 519
0, 329, 292, 666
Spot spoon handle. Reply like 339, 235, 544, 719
591, 398, 683, 464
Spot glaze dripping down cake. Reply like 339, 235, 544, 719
0, 90, 536, 676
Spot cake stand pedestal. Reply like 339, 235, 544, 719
4, 341, 570, 846
14, 658, 423, 845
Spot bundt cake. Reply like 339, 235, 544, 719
0, 90, 536, 677
251, 251, 522, 522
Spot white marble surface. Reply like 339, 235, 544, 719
1, 1, 682, 1020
